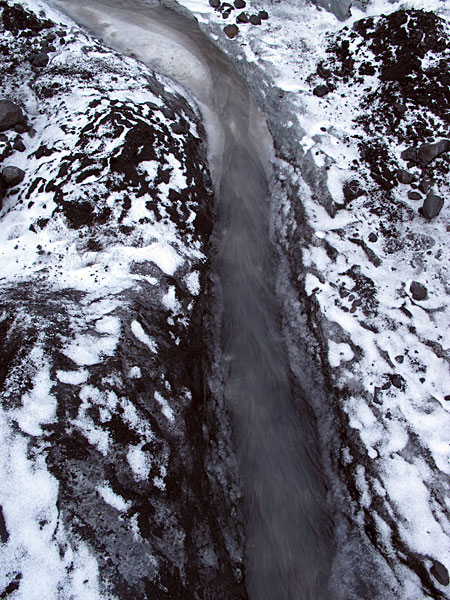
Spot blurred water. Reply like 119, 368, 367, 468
49, 1, 335, 597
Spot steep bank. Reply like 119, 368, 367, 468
0, 1, 246, 597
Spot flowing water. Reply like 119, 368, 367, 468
48, 1, 334, 597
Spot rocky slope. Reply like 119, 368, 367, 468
0, 1, 246, 598
171, 0, 450, 598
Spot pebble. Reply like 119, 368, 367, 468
2, 166, 25, 187
313, 85, 330, 97
368, 233, 378, 242
397, 168, 414, 184
236, 12, 248, 23
408, 191, 422, 200
0, 99, 24, 132
234, 0, 245, 7
422, 193, 443, 219
224, 24, 239, 38
430, 560, 449, 586
409, 281, 428, 301
249, 14, 261, 25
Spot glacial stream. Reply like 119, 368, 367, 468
49, 1, 334, 597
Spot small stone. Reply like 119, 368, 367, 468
2, 166, 25, 187
29, 52, 49, 67
224, 24, 239, 38
391, 374, 403, 389
430, 561, 449, 586
317, 62, 332, 79
368, 233, 378, 243
13, 138, 25, 152
313, 85, 330, 97
236, 11, 248, 23
208, 0, 220, 5
259, 10, 269, 19
397, 168, 414, 184
400, 147, 417, 163
46, 32, 56, 41
234, 0, 245, 7
0, 100, 24, 132
417, 139, 450, 167
395, 355, 404, 364
170, 122, 188, 135
249, 14, 261, 25
422, 194, 443, 219
418, 179, 433, 194
408, 191, 422, 200
409, 281, 428, 301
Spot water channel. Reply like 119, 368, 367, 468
48, 1, 335, 597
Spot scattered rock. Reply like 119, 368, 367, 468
313, 84, 330, 97
224, 24, 239, 38
259, 10, 269, 20
236, 12, 248, 23
368, 233, 378, 243
397, 168, 414, 184
400, 147, 418, 163
408, 191, 422, 200
421, 193, 443, 219
418, 179, 433, 194
29, 52, 49, 67
234, 0, 245, 7
317, 62, 332, 79
417, 139, 450, 167
2, 166, 25, 187
430, 560, 449, 586
249, 14, 261, 25
0, 100, 24, 132
410, 281, 428, 301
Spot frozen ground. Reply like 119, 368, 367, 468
171, 0, 450, 597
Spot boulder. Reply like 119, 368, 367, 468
313, 85, 330, 97
259, 10, 269, 20
209, 0, 220, 6
236, 12, 248, 23
408, 191, 422, 200
249, 14, 261, 25
317, 62, 332, 79
410, 281, 428, 301
2, 166, 25, 187
400, 147, 417, 162
29, 52, 49, 67
430, 561, 449, 586
224, 24, 239, 38
418, 179, 433, 194
417, 139, 450, 167
422, 193, 443, 219
397, 168, 414, 184
368, 233, 378, 243
234, 0, 245, 7
0, 100, 24, 132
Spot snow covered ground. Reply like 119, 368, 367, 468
0, 1, 245, 598
170, 0, 450, 597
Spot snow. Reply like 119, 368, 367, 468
131, 320, 158, 353
96, 483, 130, 512
154, 391, 175, 422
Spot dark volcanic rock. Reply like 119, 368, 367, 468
224, 23, 239, 38
234, 0, 245, 7
417, 139, 450, 167
209, 0, 220, 6
29, 52, 49, 67
236, 11, 248, 23
0, 99, 23, 131
410, 281, 428, 301
397, 169, 414, 184
418, 179, 433, 193
401, 147, 418, 163
313, 84, 330, 97
2, 166, 25, 187
249, 14, 261, 25
430, 560, 450, 586
259, 10, 269, 20
408, 191, 422, 200
422, 193, 443, 219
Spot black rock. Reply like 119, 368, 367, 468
401, 147, 417, 162
418, 179, 433, 194
170, 121, 188, 135
46, 32, 56, 41
410, 281, 428, 301
391, 374, 404, 389
0, 506, 8, 543
317, 62, 332, 79
313, 85, 330, 97
0, 100, 24, 132
422, 193, 443, 219
417, 139, 450, 167
368, 233, 378, 243
397, 168, 414, 184
234, 0, 246, 7
2, 166, 25, 187
224, 24, 239, 38
408, 191, 422, 200
430, 560, 449, 586
259, 10, 269, 20
249, 14, 261, 25
209, 0, 220, 7
13, 138, 25, 152
236, 12, 248, 23
393, 101, 406, 116
343, 179, 365, 202
29, 52, 49, 68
